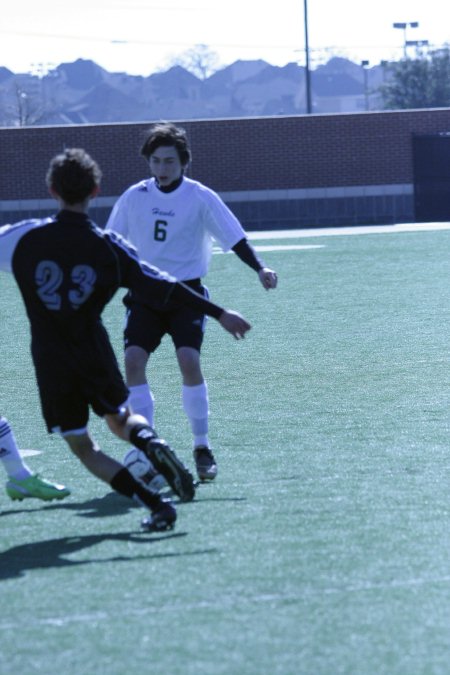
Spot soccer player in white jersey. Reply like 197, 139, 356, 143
106, 122, 277, 482
0, 148, 251, 531
0, 414, 70, 501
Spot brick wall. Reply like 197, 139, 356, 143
1, 108, 450, 227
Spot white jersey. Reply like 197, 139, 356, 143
105, 177, 246, 280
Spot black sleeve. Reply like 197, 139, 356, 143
231, 237, 264, 272
169, 281, 224, 319
107, 230, 225, 319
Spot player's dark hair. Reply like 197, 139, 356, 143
140, 122, 191, 166
46, 148, 102, 205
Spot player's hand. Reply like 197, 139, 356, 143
258, 267, 278, 290
219, 310, 251, 339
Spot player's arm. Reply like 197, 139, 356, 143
200, 188, 277, 289
104, 193, 130, 237
137, 267, 251, 341
0, 220, 39, 272
108, 230, 251, 340
232, 238, 278, 290
169, 281, 251, 339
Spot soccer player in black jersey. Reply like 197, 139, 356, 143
0, 148, 251, 532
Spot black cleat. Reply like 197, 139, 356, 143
193, 446, 218, 482
145, 438, 196, 502
141, 498, 177, 532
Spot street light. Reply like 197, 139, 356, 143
405, 39, 429, 53
393, 21, 419, 58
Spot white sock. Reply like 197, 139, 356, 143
0, 417, 32, 480
182, 382, 209, 449
128, 384, 155, 428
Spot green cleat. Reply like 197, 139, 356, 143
6, 474, 71, 502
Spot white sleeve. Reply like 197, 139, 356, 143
105, 192, 130, 238
199, 187, 246, 252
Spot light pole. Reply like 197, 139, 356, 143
393, 21, 419, 58
405, 39, 429, 55
361, 60, 369, 111
304, 0, 312, 114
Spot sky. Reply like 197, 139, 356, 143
1, 0, 448, 77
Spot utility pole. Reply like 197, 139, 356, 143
361, 60, 370, 111
304, 0, 312, 114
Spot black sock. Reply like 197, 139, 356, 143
129, 423, 157, 453
110, 467, 161, 510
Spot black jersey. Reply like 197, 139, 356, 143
0, 210, 226, 431
1, 209, 223, 381
1, 211, 182, 386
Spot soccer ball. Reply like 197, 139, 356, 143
123, 447, 167, 492
123, 447, 153, 482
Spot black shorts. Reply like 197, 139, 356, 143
34, 352, 129, 434
124, 281, 209, 354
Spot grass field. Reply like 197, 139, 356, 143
1, 223, 450, 674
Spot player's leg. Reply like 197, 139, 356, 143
86, 308, 194, 502
123, 304, 182, 494
1, 415, 70, 501
125, 346, 155, 425
124, 304, 165, 428
172, 286, 217, 482
92, 366, 194, 503
177, 345, 209, 445
176, 348, 217, 481
1, 415, 33, 480
106, 408, 195, 503
123, 344, 167, 489
63, 426, 176, 532
37, 367, 173, 528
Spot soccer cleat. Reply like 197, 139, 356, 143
6, 474, 71, 501
193, 446, 218, 482
145, 438, 195, 502
141, 498, 177, 532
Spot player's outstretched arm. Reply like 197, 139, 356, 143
136, 273, 252, 339
218, 310, 251, 339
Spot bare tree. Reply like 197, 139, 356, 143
170, 44, 221, 80
11, 82, 46, 127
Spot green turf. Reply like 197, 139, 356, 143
1, 226, 450, 674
